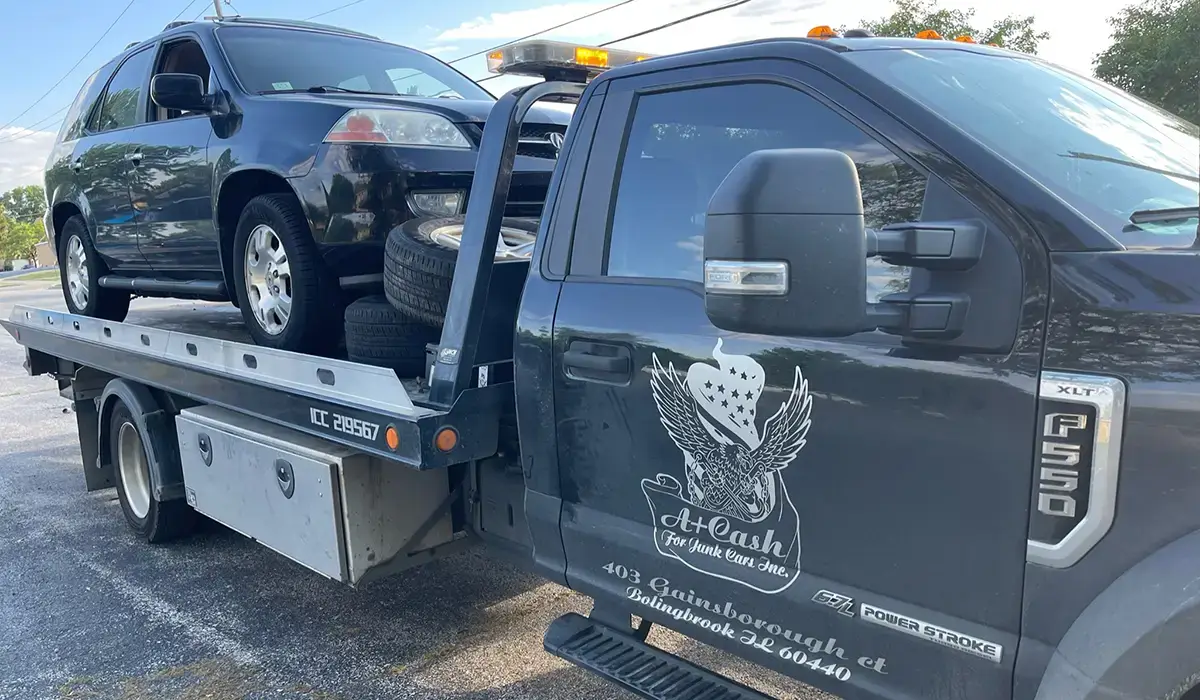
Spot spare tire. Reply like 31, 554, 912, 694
344, 296, 439, 377
383, 216, 538, 327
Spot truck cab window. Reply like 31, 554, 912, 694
604, 82, 927, 302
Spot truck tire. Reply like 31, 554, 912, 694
109, 401, 196, 543
383, 216, 538, 326
58, 215, 131, 322
344, 296, 439, 377
232, 193, 343, 355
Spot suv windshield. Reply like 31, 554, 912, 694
847, 48, 1199, 249
216, 25, 492, 101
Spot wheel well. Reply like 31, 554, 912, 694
216, 169, 297, 298
51, 202, 82, 251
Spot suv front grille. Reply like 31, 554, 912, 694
517, 124, 566, 159
465, 122, 566, 159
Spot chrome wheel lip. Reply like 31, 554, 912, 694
64, 235, 89, 310
423, 223, 535, 260
243, 224, 292, 336
117, 421, 152, 520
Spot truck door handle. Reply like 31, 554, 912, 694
125, 152, 143, 165
72, 158, 83, 173
563, 341, 632, 381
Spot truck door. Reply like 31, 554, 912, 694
548, 59, 1049, 699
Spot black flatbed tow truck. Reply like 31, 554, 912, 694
7, 31, 1200, 700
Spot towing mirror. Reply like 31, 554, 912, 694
151, 73, 210, 113
703, 148, 869, 337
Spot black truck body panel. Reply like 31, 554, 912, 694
1014, 252, 1200, 699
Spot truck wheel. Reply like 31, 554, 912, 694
383, 216, 537, 326
58, 215, 130, 321
232, 193, 343, 355
344, 296, 439, 377
110, 401, 196, 543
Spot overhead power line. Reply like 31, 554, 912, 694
476, 0, 753, 83
0, 105, 69, 145
171, 0, 203, 22
0, 0, 141, 136
0, 0, 199, 146
446, 0, 635, 67
389, 0, 636, 89
600, 0, 751, 46
306, 0, 372, 21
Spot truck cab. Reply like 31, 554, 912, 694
493, 33, 1199, 700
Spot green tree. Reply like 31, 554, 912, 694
1093, 0, 1200, 125
0, 185, 46, 224
851, 0, 1050, 53
0, 210, 44, 263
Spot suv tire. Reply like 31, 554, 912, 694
232, 193, 342, 354
344, 296, 439, 377
383, 216, 537, 326
57, 215, 131, 321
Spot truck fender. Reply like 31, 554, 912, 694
1034, 530, 1200, 700
97, 379, 187, 503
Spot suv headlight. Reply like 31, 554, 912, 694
324, 109, 472, 148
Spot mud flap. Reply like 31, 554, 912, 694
545, 612, 773, 700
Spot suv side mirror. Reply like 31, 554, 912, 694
703, 148, 869, 337
151, 73, 210, 113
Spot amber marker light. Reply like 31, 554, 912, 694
435, 427, 459, 452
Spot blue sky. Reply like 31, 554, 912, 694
0, 0, 1129, 192
0, 0, 551, 133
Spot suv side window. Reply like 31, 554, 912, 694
93, 48, 155, 133
151, 39, 215, 121
58, 68, 107, 143
604, 82, 926, 302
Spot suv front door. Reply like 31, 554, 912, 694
549, 58, 1049, 699
78, 46, 156, 270
129, 36, 220, 275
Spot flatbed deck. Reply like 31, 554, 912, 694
2, 305, 507, 469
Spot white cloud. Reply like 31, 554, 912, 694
0, 127, 55, 195
421, 45, 460, 57
437, 0, 1128, 77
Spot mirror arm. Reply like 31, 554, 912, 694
870, 292, 971, 340
204, 90, 230, 117
867, 219, 985, 271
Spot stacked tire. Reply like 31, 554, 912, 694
343, 296, 439, 377
382, 216, 538, 327
343, 216, 537, 377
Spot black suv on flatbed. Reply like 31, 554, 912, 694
44, 16, 569, 353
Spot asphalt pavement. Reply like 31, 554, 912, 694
0, 279, 831, 700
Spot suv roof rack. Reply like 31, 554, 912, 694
163, 20, 193, 31
215, 16, 379, 40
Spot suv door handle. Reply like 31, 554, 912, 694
563, 341, 632, 382
125, 152, 143, 165
71, 158, 83, 173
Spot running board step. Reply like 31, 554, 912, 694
544, 613, 772, 700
